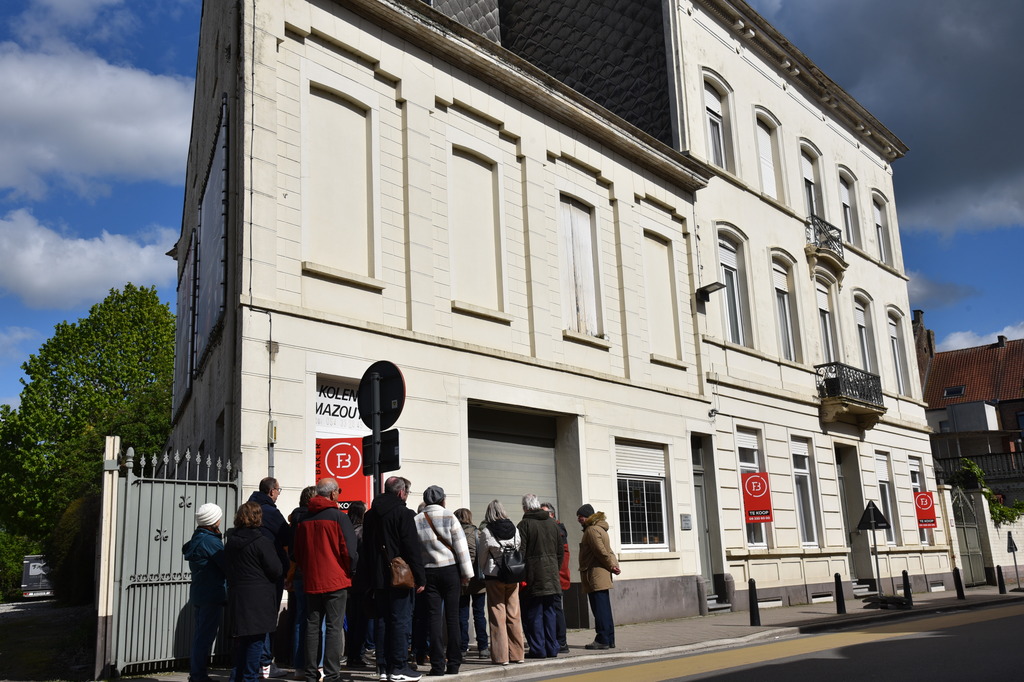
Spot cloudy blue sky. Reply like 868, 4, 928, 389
0, 0, 1022, 409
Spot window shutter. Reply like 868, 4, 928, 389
816, 282, 830, 310
840, 177, 851, 206
705, 83, 723, 115
616, 442, 665, 478
736, 429, 758, 451
773, 262, 788, 291
757, 121, 777, 198
802, 152, 815, 182
719, 240, 738, 269
855, 302, 867, 327
791, 439, 809, 457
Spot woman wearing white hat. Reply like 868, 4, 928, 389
183, 502, 227, 682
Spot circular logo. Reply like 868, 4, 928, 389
744, 473, 769, 498
323, 441, 363, 480
915, 493, 933, 511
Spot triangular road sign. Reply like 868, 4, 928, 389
1009, 531, 1018, 554
858, 500, 891, 530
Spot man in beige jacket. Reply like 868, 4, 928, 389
576, 504, 620, 650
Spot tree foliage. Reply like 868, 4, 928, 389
950, 458, 1024, 526
0, 284, 174, 538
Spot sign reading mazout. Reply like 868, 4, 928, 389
315, 377, 371, 509
742, 472, 773, 524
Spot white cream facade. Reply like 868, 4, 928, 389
170, 0, 951, 622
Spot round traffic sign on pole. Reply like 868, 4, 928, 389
357, 361, 406, 431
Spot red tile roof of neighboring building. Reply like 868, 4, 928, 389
924, 336, 1024, 408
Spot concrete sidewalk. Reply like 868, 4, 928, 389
138, 585, 1024, 682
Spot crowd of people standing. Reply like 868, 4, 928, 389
182, 476, 620, 682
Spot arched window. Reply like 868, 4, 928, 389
773, 259, 799, 362
838, 169, 860, 246
704, 77, 733, 170
815, 277, 839, 363
853, 294, 877, 373
756, 113, 783, 200
888, 311, 911, 395
801, 145, 823, 218
718, 234, 748, 346
873, 195, 892, 265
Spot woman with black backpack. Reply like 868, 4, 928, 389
477, 500, 525, 666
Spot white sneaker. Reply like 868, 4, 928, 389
261, 665, 271, 679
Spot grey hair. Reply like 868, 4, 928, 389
522, 493, 541, 511
299, 485, 317, 507
385, 476, 410, 496
484, 499, 508, 524
540, 502, 556, 517
317, 477, 339, 497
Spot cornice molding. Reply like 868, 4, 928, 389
694, 0, 909, 161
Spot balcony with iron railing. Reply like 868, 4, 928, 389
814, 361, 885, 429
805, 215, 847, 276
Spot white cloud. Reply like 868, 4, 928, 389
0, 208, 177, 309
0, 326, 39, 362
0, 41, 194, 199
937, 322, 1024, 352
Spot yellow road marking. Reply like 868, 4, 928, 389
561, 604, 1024, 682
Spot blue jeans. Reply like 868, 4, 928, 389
373, 588, 415, 675
305, 589, 347, 682
234, 633, 266, 682
553, 592, 567, 648
587, 590, 615, 646
458, 591, 488, 651
189, 603, 223, 682
524, 593, 558, 657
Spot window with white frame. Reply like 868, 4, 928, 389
888, 313, 910, 396
756, 116, 782, 200
642, 231, 681, 360
801, 148, 823, 217
705, 81, 728, 169
719, 237, 747, 346
816, 279, 838, 363
737, 429, 766, 547
854, 297, 877, 373
792, 438, 819, 546
773, 260, 798, 362
450, 147, 502, 311
616, 442, 668, 549
559, 195, 601, 336
910, 458, 930, 544
839, 173, 860, 245
873, 198, 892, 265
875, 453, 897, 544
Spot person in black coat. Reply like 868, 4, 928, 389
227, 501, 284, 682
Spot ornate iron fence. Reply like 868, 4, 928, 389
806, 214, 844, 259
814, 361, 884, 407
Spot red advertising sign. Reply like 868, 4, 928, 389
316, 436, 372, 510
742, 472, 773, 524
915, 491, 936, 529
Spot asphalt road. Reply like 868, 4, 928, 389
537, 603, 1024, 681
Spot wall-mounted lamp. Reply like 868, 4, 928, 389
696, 281, 726, 302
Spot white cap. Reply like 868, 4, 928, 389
195, 503, 223, 527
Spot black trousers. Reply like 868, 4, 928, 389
425, 565, 463, 671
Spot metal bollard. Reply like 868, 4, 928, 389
835, 573, 846, 614
902, 570, 913, 607
997, 566, 1006, 594
953, 567, 966, 600
749, 578, 761, 626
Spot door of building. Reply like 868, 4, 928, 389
836, 445, 870, 580
691, 435, 715, 584
952, 488, 986, 586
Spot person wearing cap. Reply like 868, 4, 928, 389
182, 502, 227, 682
414, 485, 474, 676
576, 504, 620, 650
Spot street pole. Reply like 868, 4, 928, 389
371, 371, 381, 496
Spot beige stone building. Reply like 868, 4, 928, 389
170, 0, 952, 622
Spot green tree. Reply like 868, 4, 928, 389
0, 284, 174, 538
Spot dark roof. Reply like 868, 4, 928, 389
924, 337, 1024, 408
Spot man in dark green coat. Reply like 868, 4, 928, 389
517, 493, 563, 658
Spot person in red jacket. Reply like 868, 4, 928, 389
292, 478, 358, 682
